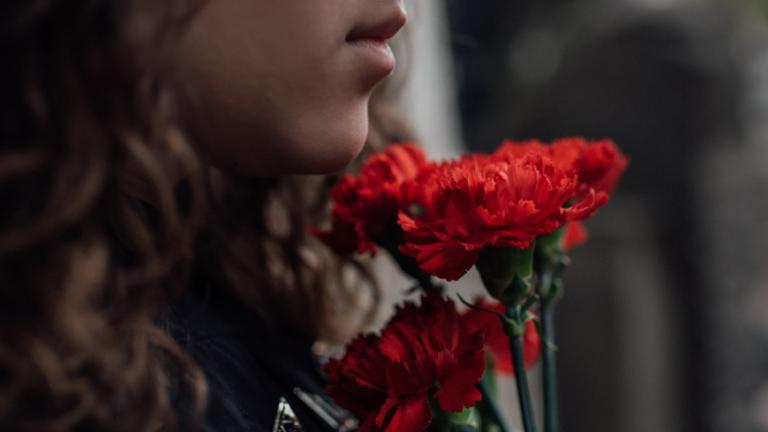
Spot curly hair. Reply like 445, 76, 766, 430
0, 1, 412, 431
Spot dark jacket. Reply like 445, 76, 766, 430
169, 288, 356, 432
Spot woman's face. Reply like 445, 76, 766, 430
175, 0, 406, 175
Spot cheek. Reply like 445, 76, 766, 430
174, 0, 371, 175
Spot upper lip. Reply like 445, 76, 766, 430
346, 6, 407, 42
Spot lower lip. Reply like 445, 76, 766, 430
347, 38, 396, 75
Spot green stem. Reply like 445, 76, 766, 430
540, 304, 558, 432
477, 380, 509, 432
506, 306, 537, 432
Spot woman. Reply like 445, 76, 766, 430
0, 0, 408, 431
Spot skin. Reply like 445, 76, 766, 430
175, 0, 406, 175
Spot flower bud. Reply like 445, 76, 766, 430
476, 246, 534, 306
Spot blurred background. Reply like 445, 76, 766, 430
375, 0, 768, 430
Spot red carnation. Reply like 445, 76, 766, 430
325, 292, 486, 432
570, 138, 628, 195
495, 137, 628, 196
324, 335, 389, 426
397, 154, 606, 281
314, 143, 428, 255
462, 299, 541, 375
494, 137, 627, 252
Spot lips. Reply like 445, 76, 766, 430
346, 5, 407, 44
346, 4, 406, 80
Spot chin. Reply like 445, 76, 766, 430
292, 129, 368, 174
285, 108, 369, 175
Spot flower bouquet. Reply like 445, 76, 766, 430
314, 138, 628, 432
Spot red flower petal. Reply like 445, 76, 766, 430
374, 396, 432, 432
399, 239, 480, 281
324, 335, 388, 419
435, 348, 485, 412
314, 143, 428, 255
563, 222, 588, 251
572, 139, 629, 194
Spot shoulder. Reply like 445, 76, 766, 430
185, 334, 280, 432
168, 289, 354, 432
168, 292, 283, 431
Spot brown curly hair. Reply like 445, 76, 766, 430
0, 1, 412, 431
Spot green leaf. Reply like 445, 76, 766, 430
447, 406, 480, 428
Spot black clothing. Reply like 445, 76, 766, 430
169, 288, 354, 432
